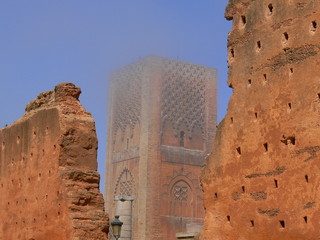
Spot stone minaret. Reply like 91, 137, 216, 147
105, 55, 217, 240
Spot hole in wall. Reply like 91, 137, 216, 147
230, 48, 235, 58
305, 175, 309, 183
304, 216, 308, 224
311, 21, 317, 33
279, 220, 285, 228
248, 79, 252, 86
281, 135, 296, 145
283, 32, 289, 42
58, 211, 61, 216
256, 41, 261, 51
290, 68, 294, 74
241, 15, 247, 25
264, 143, 268, 152
317, 93, 320, 100
288, 103, 292, 109
230, 117, 234, 124
227, 216, 231, 222
236, 147, 242, 155
254, 112, 258, 119
242, 186, 245, 193
180, 131, 185, 147
263, 74, 267, 84
274, 179, 278, 188
214, 193, 218, 199
268, 3, 273, 15
251, 220, 255, 227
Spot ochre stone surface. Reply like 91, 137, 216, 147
201, 1, 320, 240
0, 83, 108, 240
105, 56, 217, 240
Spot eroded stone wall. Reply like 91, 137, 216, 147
201, 1, 320, 240
0, 83, 108, 240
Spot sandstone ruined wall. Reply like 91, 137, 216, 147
0, 83, 108, 240
201, 1, 320, 240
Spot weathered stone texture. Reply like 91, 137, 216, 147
201, 1, 320, 240
105, 56, 217, 240
0, 83, 108, 240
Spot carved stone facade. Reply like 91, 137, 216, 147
105, 56, 217, 240
201, 1, 320, 240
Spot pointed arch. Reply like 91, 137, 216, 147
114, 168, 135, 197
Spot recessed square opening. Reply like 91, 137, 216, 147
288, 103, 292, 109
283, 32, 289, 41
280, 220, 285, 228
274, 179, 278, 188
227, 216, 231, 222
214, 192, 218, 199
304, 216, 308, 224
248, 79, 252, 86
254, 112, 258, 119
242, 186, 245, 193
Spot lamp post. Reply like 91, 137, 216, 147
111, 215, 123, 240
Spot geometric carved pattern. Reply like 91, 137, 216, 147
111, 61, 143, 135
173, 181, 189, 201
161, 59, 206, 136
114, 168, 135, 196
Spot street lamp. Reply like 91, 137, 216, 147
111, 215, 123, 240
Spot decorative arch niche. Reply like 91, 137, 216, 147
114, 168, 135, 197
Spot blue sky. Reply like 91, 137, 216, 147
0, 1, 232, 191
